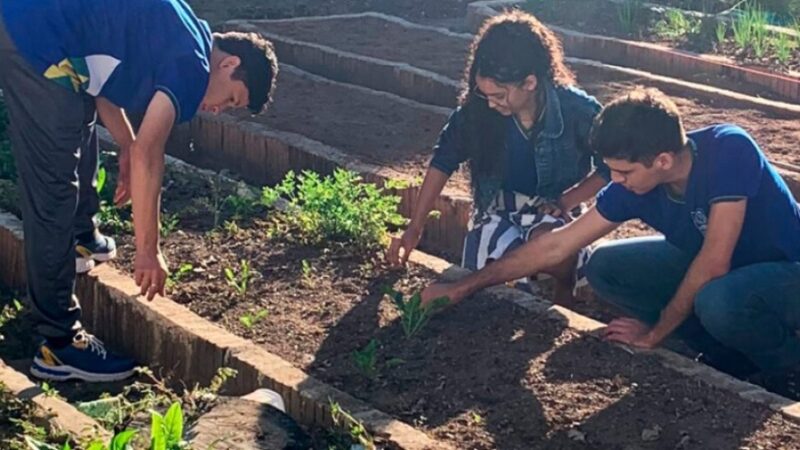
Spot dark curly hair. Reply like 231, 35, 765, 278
458, 10, 574, 212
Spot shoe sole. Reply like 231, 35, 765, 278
76, 248, 117, 274
76, 258, 96, 274
30, 357, 135, 382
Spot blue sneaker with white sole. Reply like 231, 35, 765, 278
30, 331, 136, 382
76, 232, 117, 274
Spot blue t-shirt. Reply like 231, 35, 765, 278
596, 124, 800, 268
1, 0, 211, 123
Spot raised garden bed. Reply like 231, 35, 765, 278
468, 0, 800, 102
85, 154, 800, 448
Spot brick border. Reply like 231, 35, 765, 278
467, 0, 800, 103
0, 359, 111, 443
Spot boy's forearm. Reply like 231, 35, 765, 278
130, 142, 163, 254
95, 97, 135, 149
560, 172, 608, 212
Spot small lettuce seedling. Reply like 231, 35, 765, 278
352, 339, 379, 380
225, 260, 251, 299
166, 263, 193, 289
239, 309, 268, 329
383, 288, 449, 338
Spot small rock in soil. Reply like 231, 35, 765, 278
641, 424, 662, 442
567, 428, 587, 442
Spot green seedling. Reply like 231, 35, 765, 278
224, 193, 259, 221
617, 0, 643, 35
98, 203, 132, 234
653, 8, 700, 40
330, 400, 375, 450
352, 339, 380, 380
300, 259, 315, 288
166, 263, 193, 289
40, 382, 60, 399
96, 166, 107, 195
160, 213, 180, 238
223, 219, 241, 236
384, 288, 449, 339
239, 309, 268, 329
224, 260, 251, 298
773, 32, 795, 63
0, 298, 23, 341
715, 21, 727, 46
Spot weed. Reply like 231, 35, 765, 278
223, 219, 241, 236
384, 288, 449, 339
352, 339, 380, 380
98, 204, 132, 235
300, 259, 315, 288
166, 263, 193, 290
0, 298, 23, 341
715, 20, 728, 46
653, 8, 701, 40
330, 400, 375, 450
224, 260, 252, 298
617, 0, 644, 35
160, 213, 180, 238
223, 192, 260, 222
773, 31, 795, 63
261, 169, 405, 250
239, 309, 268, 329
40, 382, 60, 399
96, 166, 107, 195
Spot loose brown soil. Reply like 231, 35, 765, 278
186, 0, 469, 26
252, 16, 800, 170
107, 162, 800, 450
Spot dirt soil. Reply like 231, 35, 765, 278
521, 0, 800, 76
253, 16, 800, 171
106, 164, 800, 450
186, 0, 469, 26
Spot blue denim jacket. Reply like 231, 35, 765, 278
430, 83, 609, 202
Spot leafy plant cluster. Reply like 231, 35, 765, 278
261, 169, 406, 250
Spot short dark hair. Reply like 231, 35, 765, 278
590, 87, 686, 165
214, 31, 278, 114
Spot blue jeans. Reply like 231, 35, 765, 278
585, 236, 800, 374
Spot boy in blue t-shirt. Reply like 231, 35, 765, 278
421, 88, 800, 398
0, 0, 277, 382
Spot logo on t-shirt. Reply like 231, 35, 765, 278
691, 209, 708, 235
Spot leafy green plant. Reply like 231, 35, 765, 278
160, 213, 180, 238
300, 259, 315, 288
96, 166, 107, 195
0, 298, 22, 341
223, 219, 241, 236
98, 203, 132, 235
239, 309, 268, 329
383, 288, 449, 339
653, 8, 701, 40
148, 402, 185, 450
352, 339, 380, 380
715, 20, 728, 46
40, 382, 60, 399
330, 400, 375, 450
0, 100, 16, 182
223, 193, 259, 222
166, 263, 193, 289
773, 31, 795, 63
617, 0, 644, 35
224, 260, 252, 298
261, 169, 405, 250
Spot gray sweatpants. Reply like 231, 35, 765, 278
0, 9, 100, 339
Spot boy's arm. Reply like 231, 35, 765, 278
559, 171, 609, 212
95, 97, 136, 204
130, 91, 175, 300
421, 207, 619, 305
607, 200, 746, 348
